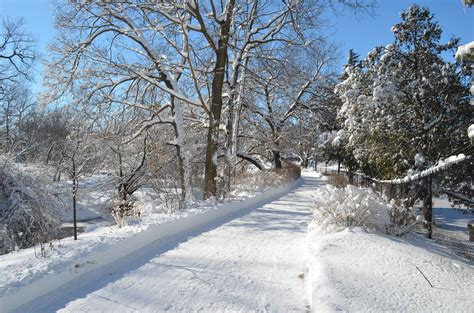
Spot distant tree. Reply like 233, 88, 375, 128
0, 18, 35, 94
0, 18, 36, 156
245, 45, 335, 169
0, 84, 35, 154
57, 126, 97, 240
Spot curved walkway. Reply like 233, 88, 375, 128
21, 172, 323, 312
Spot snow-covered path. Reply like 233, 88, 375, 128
20, 173, 322, 312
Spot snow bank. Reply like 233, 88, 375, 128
0, 178, 301, 312
305, 227, 474, 312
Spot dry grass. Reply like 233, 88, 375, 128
326, 173, 349, 188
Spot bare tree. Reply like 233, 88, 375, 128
244, 45, 335, 169
0, 18, 36, 156
58, 127, 96, 240
44, 0, 373, 203
0, 18, 35, 97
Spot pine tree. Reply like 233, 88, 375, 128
336, 5, 472, 179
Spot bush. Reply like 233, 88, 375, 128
148, 176, 182, 213
233, 161, 301, 194
0, 157, 61, 255
110, 199, 141, 228
312, 185, 419, 236
276, 161, 302, 180
312, 185, 390, 232
326, 173, 349, 188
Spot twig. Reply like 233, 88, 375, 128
415, 265, 434, 288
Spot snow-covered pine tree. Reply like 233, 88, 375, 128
336, 5, 472, 179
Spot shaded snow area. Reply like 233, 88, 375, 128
432, 197, 473, 241
1, 173, 323, 312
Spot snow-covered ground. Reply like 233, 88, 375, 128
0, 166, 302, 310
434, 207, 472, 235
306, 185, 474, 312
2, 171, 472, 312
5, 172, 323, 312
306, 226, 473, 312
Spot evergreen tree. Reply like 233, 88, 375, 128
336, 5, 472, 179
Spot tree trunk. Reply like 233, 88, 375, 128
302, 157, 309, 168
170, 97, 189, 206
223, 53, 249, 196
72, 159, 78, 241
203, 1, 235, 199
272, 150, 282, 169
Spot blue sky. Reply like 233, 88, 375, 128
1, 0, 472, 90
328, 0, 473, 67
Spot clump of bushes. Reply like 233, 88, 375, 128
110, 198, 141, 228
311, 184, 418, 236
234, 161, 301, 194
275, 161, 301, 180
0, 157, 61, 256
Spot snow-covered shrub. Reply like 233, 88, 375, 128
312, 185, 419, 236
312, 185, 390, 232
277, 161, 302, 180
147, 175, 183, 213
384, 201, 419, 236
0, 157, 61, 255
110, 199, 141, 228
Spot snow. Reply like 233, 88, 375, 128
455, 41, 474, 61
2, 171, 472, 312
305, 183, 473, 312
2, 173, 323, 312
305, 227, 474, 312
379, 153, 468, 184
434, 207, 472, 235
468, 124, 474, 141
433, 197, 473, 236
414, 152, 425, 167
2, 168, 292, 297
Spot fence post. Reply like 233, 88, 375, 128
422, 175, 433, 239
